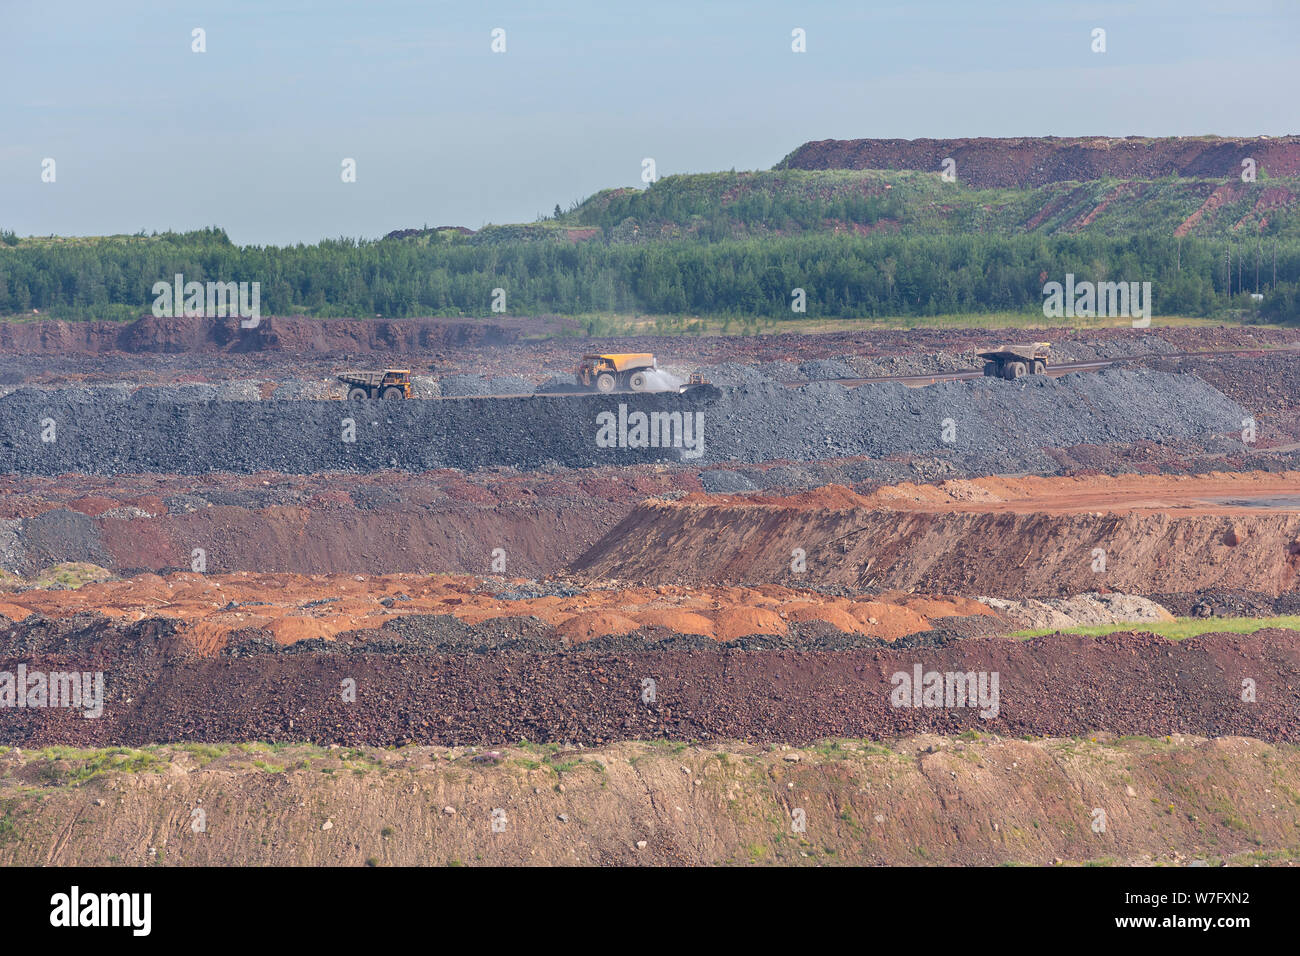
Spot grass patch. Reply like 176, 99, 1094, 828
31, 747, 167, 784
1011, 615, 1300, 641
10, 562, 116, 591
553, 311, 1246, 340
170, 743, 230, 766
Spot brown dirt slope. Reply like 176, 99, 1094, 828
3, 622, 1299, 748
777, 136, 1300, 188
1, 736, 1296, 866
0, 469, 698, 578
3, 320, 1298, 371
574, 473, 1300, 595
0, 314, 530, 355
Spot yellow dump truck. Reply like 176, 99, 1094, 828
337, 369, 412, 399
576, 353, 659, 393
977, 343, 1052, 380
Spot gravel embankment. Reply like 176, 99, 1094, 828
0, 368, 1245, 475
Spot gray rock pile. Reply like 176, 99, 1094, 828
0, 367, 1245, 476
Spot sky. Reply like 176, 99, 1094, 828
2, 0, 1297, 246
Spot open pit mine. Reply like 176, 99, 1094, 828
1, 319, 1299, 867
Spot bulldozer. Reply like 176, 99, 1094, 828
576, 353, 659, 393
977, 343, 1052, 380
337, 369, 412, 400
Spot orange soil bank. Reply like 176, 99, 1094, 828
0, 572, 991, 655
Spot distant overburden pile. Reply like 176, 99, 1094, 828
777, 135, 1300, 187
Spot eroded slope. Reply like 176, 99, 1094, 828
575, 473, 1300, 595
2, 736, 1297, 866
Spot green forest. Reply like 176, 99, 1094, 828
563, 170, 1300, 242
3, 168, 1300, 324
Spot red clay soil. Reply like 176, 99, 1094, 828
1064, 181, 1146, 232
573, 472, 1300, 596
9, 468, 1300, 588
0, 571, 991, 655
858, 471, 1300, 514
1175, 183, 1245, 237
777, 136, 1300, 188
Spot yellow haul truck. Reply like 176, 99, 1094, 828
337, 369, 412, 399
576, 353, 659, 393
977, 343, 1052, 380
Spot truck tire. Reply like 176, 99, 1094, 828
1006, 362, 1027, 380
347, 387, 369, 400
983, 362, 996, 377
1032, 360, 1046, 375
628, 370, 650, 391
595, 372, 616, 394
381, 386, 404, 400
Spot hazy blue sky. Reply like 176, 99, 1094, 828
3, 0, 1296, 245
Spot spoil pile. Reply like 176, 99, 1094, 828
0, 368, 1245, 476
777, 136, 1300, 187
3, 615, 1299, 747
978, 593, 1175, 630
0, 571, 996, 652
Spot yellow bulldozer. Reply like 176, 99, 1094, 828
576, 353, 659, 393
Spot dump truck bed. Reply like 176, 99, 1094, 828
976, 343, 1052, 364
580, 353, 656, 372
336, 371, 385, 387
336, 370, 407, 387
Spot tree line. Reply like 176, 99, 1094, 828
1, 228, 1297, 321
